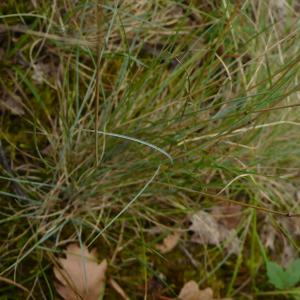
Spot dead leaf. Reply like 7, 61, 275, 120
189, 210, 240, 254
31, 62, 57, 85
54, 243, 107, 300
0, 90, 24, 116
261, 223, 276, 250
281, 238, 297, 267
178, 281, 213, 300
211, 203, 241, 230
189, 211, 220, 245
155, 232, 180, 254
31, 64, 45, 84
178, 280, 232, 300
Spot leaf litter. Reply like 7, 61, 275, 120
0, 89, 25, 116
260, 215, 300, 267
54, 243, 107, 300
189, 203, 242, 254
155, 231, 181, 254
178, 280, 232, 300
54, 203, 242, 299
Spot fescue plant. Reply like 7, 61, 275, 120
1, 0, 300, 299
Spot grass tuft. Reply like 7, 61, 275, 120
1, 0, 300, 299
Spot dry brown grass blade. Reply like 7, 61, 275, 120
0, 275, 31, 296
109, 278, 130, 300
54, 243, 107, 300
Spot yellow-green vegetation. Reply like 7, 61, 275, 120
1, 0, 300, 299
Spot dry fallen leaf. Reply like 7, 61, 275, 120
260, 215, 300, 266
178, 280, 232, 300
281, 238, 297, 267
211, 203, 241, 230
178, 281, 213, 300
190, 211, 220, 245
54, 243, 107, 300
155, 232, 180, 254
0, 90, 25, 116
31, 62, 56, 84
31, 64, 45, 84
189, 210, 240, 254
261, 223, 276, 250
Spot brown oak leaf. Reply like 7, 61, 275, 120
178, 280, 232, 300
189, 210, 240, 254
178, 281, 213, 300
54, 243, 107, 300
